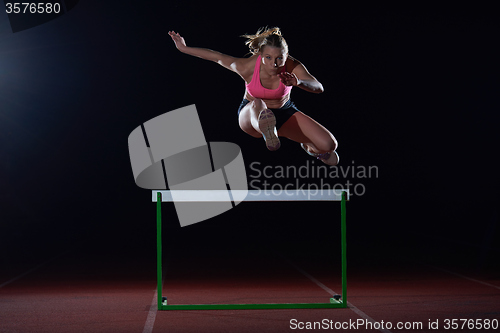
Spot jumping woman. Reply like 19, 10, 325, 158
168, 27, 339, 165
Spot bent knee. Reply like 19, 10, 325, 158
316, 137, 338, 153
332, 137, 338, 151
251, 98, 267, 111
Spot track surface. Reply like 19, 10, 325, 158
1, 224, 499, 333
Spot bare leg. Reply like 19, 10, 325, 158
238, 99, 280, 151
238, 99, 266, 138
278, 112, 339, 165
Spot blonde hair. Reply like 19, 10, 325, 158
241, 27, 289, 55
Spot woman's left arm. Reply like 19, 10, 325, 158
279, 63, 324, 93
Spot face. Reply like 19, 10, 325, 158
260, 46, 288, 73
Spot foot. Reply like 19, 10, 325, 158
319, 151, 339, 166
258, 109, 280, 151
300, 143, 339, 166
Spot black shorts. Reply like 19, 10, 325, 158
237, 99, 300, 129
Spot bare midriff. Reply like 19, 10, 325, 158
242, 91, 290, 109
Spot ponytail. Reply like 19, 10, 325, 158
241, 27, 288, 55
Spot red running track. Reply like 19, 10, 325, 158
1, 231, 499, 333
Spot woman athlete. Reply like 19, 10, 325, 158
168, 27, 339, 165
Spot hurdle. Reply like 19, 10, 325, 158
152, 189, 349, 310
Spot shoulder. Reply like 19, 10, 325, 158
234, 54, 259, 77
287, 56, 316, 77
236, 54, 259, 68
286, 55, 302, 73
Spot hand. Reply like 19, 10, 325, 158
279, 72, 299, 87
168, 31, 187, 51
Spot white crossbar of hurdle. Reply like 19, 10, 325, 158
153, 189, 348, 202
152, 189, 349, 310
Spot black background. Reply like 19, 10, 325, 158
1, 2, 498, 273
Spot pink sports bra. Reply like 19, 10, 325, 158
246, 55, 292, 100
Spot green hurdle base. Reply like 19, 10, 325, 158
158, 300, 345, 311
155, 191, 348, 310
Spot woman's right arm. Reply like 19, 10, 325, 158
168, 31, 245, 75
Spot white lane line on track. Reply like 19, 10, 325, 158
433, 266, 500, 290
287, 259, 392, 333
0, 252, 66, 288
142, 289, 158, 333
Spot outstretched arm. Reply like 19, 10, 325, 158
168, 31, 243, 74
